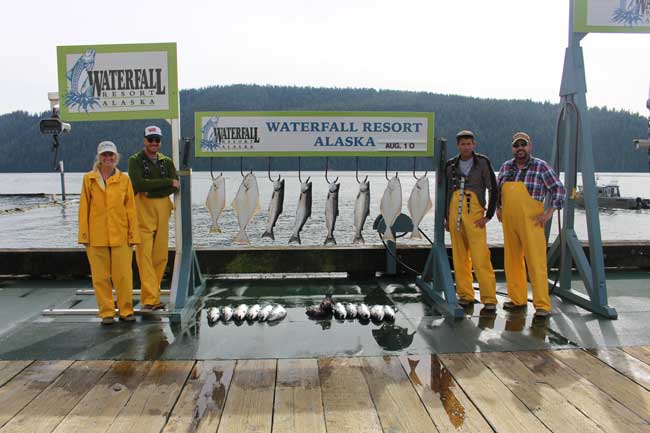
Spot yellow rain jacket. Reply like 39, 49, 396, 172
78, 169, 141, 246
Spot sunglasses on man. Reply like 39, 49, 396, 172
512, 141, 528, 148
146, 137, 161, 144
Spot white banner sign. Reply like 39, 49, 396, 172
195, 111, 434, 157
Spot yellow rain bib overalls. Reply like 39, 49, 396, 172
448, 189, 497, 305
501, 181, 551, 311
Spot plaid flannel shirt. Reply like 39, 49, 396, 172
497, 157, 566, 209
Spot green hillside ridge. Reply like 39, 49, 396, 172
0, 84, 646, 173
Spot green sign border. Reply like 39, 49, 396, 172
194, 111, 434, 157
574, 0, 650, 33
57, 42, 179, 121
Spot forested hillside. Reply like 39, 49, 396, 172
0, 84, 646, 173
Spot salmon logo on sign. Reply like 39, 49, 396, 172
57, 43, 178, 121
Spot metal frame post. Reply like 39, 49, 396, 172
168, 121, 205, 323
415, 138, 464, 319
547, 0, 617, 319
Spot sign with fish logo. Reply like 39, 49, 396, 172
195, 111, 434, 157
56, 43, 178, 121
574, 0, 650, 32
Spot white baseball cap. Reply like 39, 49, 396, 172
144, 125, 163, 138
97, 141, 118, 155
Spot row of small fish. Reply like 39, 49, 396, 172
207, 304, 287, 324
206, 172, 432, 245
308, 302, 396, 322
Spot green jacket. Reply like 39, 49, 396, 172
127, 150, 178, 198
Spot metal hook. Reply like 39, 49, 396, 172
298, 157, 310, 183
412, 157, 428, 180
325, 157, 339, 184
355, 156, 368, 184
385, 157, 398, 180
209, 158, 222, 180
267, 157, 281, 182
240, 156, 253, 177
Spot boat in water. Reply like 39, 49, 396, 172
575, 182, 650, 210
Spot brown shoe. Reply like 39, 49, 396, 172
503, 301, 527, 311
482, 303, 497, 311
141, 302, 166, 311
120, 314, 136, 322
534, 309, 551, 317
457, 298, 474, 307
101, 317, 115, 325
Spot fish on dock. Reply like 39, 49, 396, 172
258, 304, 274, 321
221, 306, 234, 321
333, 302, 347, 319
246, 304, 261, 320
370, 305, 385, 321
289, 179, 312, 244
207, 307, 220, 324
232, 173, 261, 245
383, 305, 396, 321
262, 178, 285, 241
345, 302, 358, 319
268, 305, 287, 322
233, 304, 249, 321
357, 303, 371, 320
205, 175, 226, 233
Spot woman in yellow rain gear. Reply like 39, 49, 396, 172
496, 132, 566, 317
78, 141, 141, 325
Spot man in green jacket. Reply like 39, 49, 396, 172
128, 125, 179, 311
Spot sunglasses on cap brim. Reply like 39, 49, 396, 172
100, 151, 116, 156
512, 141, 528, 148
146, 136, 161, 143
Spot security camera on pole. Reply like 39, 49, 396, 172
38, 92, 71, 200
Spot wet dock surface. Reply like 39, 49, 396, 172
1, 271, 650, 432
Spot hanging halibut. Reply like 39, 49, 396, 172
380, 175, 402, 242
289, 179, 312, 244
324, 182, 340, 245
205, 175, 226, 233
352, 180, 370, 244
231, 173, 261, 245
262, 178, 285, 241
407, 175, 433, 239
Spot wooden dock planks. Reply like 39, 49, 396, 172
552, 349, 650, 422
361, 356, 438, 433
319, 357, 383, 433
217, 359, 276, 433
515, 350, 650, 433
273, 358, 326, 433
0, 360, 112, 433
0, 360, 72, 429
622, 345, 650, 366
0, 361, 32, 388
440, 353, 552, 433
478, 352, 605, 433
106, 360, 194, 433
588, 347, 650, 392
162, 360, 235, 433
399, 354, 493, 433
51, 360, 152, 433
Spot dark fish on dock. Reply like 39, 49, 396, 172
289, 179, 312, 244
324, 182, 340, 245
262, 178, 285, 240
352, 180, 370, 244
319, 293, 334, 312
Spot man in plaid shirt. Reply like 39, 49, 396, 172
496, 132, 566, 317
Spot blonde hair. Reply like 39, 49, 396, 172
92, 152, 121, 171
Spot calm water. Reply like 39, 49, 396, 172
1, 171, 649, 248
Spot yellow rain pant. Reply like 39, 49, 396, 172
86, 244, 134, 318
501, 182, 552, 311
135, 194, 173, 305
448, 190, 497, 305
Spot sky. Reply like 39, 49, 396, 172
1, 0, 649, 116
